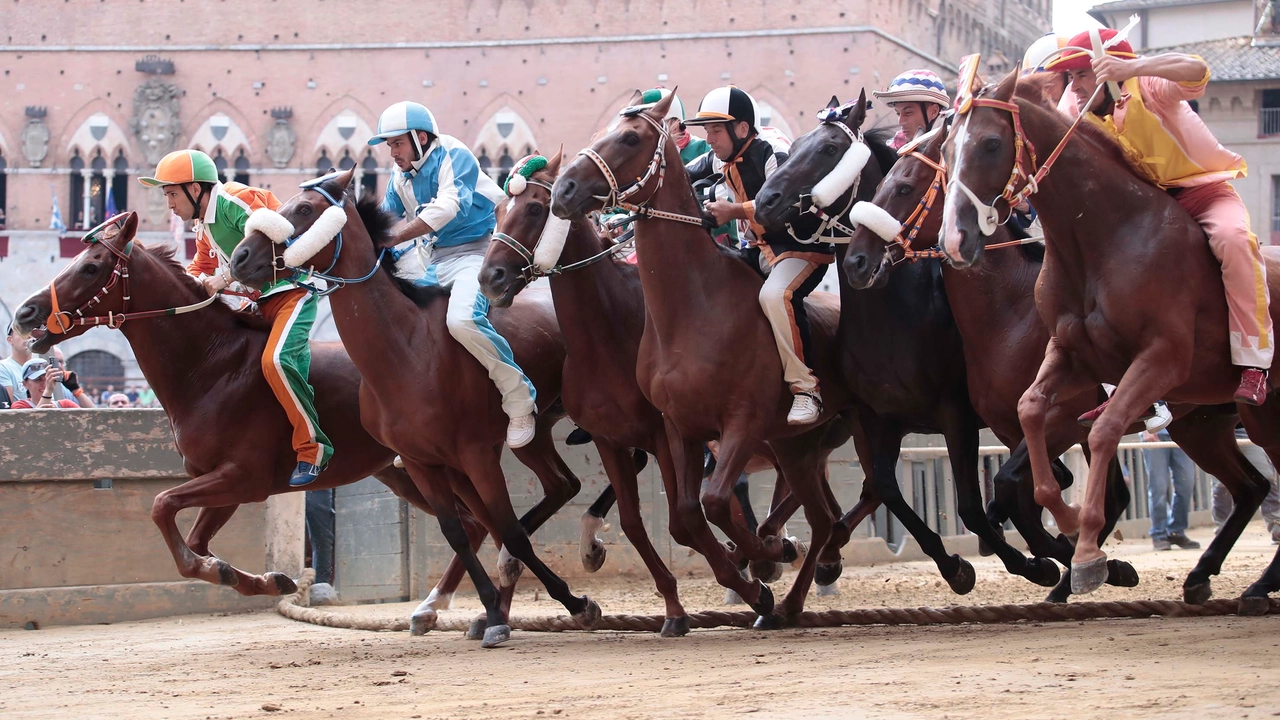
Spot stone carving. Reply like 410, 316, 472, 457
130, 78, 183, 166
21, 106, 49, 168
266, 107, 296, 168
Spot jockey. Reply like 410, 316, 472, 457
873, 70, 951, 149
685, 86, 829, 425
140, 149, 333, 487
1046, 29, 1272, 406
1021, 33, 1071, 106
369, 101, 539, 447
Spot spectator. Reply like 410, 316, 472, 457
99, 384, 117, 406
10, 359, 96, 409
305, 489, 340, 605
126, 385, 140, 404
1142, 429, 1202, 551
2, 325, 33, 401
137, 385, 157, 408
107, 393, 132, 408
1212, 427, 1280, 545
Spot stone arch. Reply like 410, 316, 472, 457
187, 99, 255, 159
58, 330, 141, 385
744, 87, 796, 141
472, 99, 539, 183
305, 96, 379, 163
64, 110, 131, 165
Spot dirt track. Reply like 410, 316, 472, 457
3, 523, 1279, 720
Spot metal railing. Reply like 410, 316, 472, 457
1260, 107, 1280, 137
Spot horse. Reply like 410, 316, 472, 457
552, 90, 877, 626
839, 121, 1262, 603
9, 211, 507, 630
228, 169, 601, 646
750, 96, 1068, 595
941, 68, 1280, 610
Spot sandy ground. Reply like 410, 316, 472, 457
3, 523, 1280, 720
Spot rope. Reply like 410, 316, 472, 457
278, 569, 1280, 633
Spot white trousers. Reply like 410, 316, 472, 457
758, 257, 822, 395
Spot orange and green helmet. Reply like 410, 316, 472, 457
138, 149, 220, 187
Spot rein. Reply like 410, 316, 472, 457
271, 181, 387, 297
44, 218, 218, 335
788, 121, 864, 244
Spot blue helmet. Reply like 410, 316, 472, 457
368, 101, 439, 146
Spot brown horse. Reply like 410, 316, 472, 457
229, 169, 601, 646
942, 70, 1280, 609
842, 124, 1266, 604
9, 212, 504, 627
551, 91, 870, 626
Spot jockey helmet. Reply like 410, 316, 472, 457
369, 101, 439, 160
138, 149, 220, 187
638, 88, 686, 124
685, 86, 758, 129
1022, 33, 1069, 74
1043, 29, 1137, 72
872, 70, 951, 108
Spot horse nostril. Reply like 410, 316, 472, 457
850, 253, 868, 274
14, 304, 36, 325
757, 191, 780, 213
560, 179, 577, 200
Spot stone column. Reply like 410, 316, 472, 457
102, 169, 115, 217
80, 169, 93, 229
264, 492, 307, 579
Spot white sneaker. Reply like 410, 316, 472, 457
506, 413, 537, 448
787, 392, 822, 425
1144, 401, 1173, 434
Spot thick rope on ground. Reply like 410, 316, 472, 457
278, 569, 1280, 634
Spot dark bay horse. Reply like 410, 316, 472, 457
840, 124, 1261, 603
229, 169, 600, 646
943, 69, 1280, 609
552, 92, 875, 626
752, 98, 1063, 595
10, 212, 501, 627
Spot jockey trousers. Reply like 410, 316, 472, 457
259, 288, 334, 468
758, 257, 827, 395
413, 252, 537, 418
1176, 182, 1274, 369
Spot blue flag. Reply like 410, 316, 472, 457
49, 185, 66, 233
105, 188, 118, 220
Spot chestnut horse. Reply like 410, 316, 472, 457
230, 169, 600, 646
842, 124, 1264, 603
10, 212, 503, 626
552, 91, 878, 626
943, 70, 1280, 609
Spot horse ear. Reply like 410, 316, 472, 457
545, 144, 564, 176
120, 210, 139, 240
844, 88, 868, 131
994, 66, 1019, 102
650, 87, 676, 118
826, 95, 841, 109
335, 166, 357, 191
627, 89, 644, 107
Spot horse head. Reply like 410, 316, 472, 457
754, 90, 870, 232
230, 167, 357, 289
551, 89, 676, 220
844, 121, 950, 289
13, 212, 141, 353
941, 67, 1022, 269
479, 147, 567, 308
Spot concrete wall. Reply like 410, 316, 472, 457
1096, 1, 1256, 50
1198, 81, 1280, 243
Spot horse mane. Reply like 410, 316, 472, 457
137, 241, 274, 332
864, 127, 900, 174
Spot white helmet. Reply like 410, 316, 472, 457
1022, 33, 1068, 74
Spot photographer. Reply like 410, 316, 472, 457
10, 358, 96, 409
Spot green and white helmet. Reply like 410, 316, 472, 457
635, 88, 686, 123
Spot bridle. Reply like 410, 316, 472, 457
268, 179, 387, 297
788, 120, 865, 243
882, 150, 951, 262
575, 109, 706, 227
44, 216, 217, 335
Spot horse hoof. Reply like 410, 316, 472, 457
788, 537, 809, 570
752, 613, 786, 630
581, 539, 607, 574
1105, 560, 1139, 588
945, 556, 976, 595
748, 582, 775, 618
977, 537, 995, 557
1024, 558, 1062, 588
497, 547, 524, 588
481, 624, 512, 648
1183, 581, 1212, 606
1046, 573, 1072, 604
779, 537, 800, 564
1238, 594, 1272, 617
308, 582, 340, 606
409, 610, 437, 636
814, 562, 844, 587
723, 588, 746, 606
1070, 556, 1109, 595
269, 572, 298, 595
660, 616, 691, 638
573, 597, 602, 631
466, 617, 487, 640
815, 582, 840, 597
750, 559, 783, 584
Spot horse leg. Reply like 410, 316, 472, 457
186, 505, 239, 557
819, 413, 880, 585
579, 485, 617, 573
1072, 353, 1182, 593
666, 417, 772, 615
1235, 401, 1280, 613
704, 432, 791, 567
1017, 339, 1096, 537
460, 447, 598, 626
401, 459, 510, 647
759, 438, 832, 626
149, 465, 296, 596
749, 464, 799, 583
509, 426, 583, 580
595, 438, 688, 636
736, 472, 761, 535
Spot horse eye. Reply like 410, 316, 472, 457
982, 137, 1001, 153
81, 263, 99, 277
896, 183, 913, 197
297, 204, 313, 217
528, 203, 544, 218
622, 131, 640, 147
823, 144, 838, 156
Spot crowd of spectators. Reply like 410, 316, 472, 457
2, 326, 157, 410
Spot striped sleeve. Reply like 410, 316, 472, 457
381, 177, 406, 218
418, 144, 473, 231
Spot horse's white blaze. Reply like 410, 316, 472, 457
281, 205, 348, 267
533, 214, 573, 272
811, 141, 872, 208
848, 201, 904, 243
941, 114, 973, 261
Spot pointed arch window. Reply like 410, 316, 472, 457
233, 149, 250, 185
213, 149, 230, 183
317, 151, 333, 177
496, 150, 515, 190
360, 153, 379, 199
111, 151, 129, 215
69, 151, 85, 229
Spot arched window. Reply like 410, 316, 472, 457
0, 151, 7, 229
111, 151, 129, 216
360, 153, 379, 199
478, 149, 494, 180
212, 149, 229, 182
338, 148, 356, 173
233, 149, 250, 185
69, 151, 85, 229
88, 152, 108, 227
317, 151, 333, 177
496, 150, 514, 190
67, 350, 125, 391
